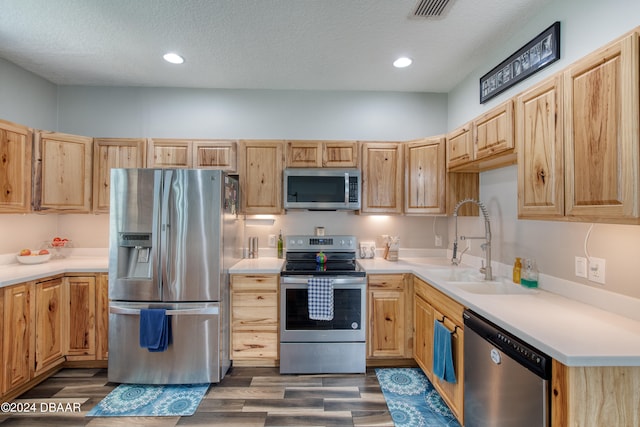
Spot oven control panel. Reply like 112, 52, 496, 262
286, 235, 357, 251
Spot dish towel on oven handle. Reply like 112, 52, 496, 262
433, 318, 457, 383
307, 277, 334, 321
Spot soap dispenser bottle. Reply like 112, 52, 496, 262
512, 257, 522, 284
277, 230, 284, 259
521, 258, 539, 288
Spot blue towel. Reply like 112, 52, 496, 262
308, 277, 334, 321
433, 319, 456, 383
139, 308, 172, 352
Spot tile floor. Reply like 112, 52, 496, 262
1, 367, 394, 426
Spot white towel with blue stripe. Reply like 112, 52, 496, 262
308, 277, 334, 321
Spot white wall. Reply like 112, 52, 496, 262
447, 0, 640, 299
0, 58, 57, 130
57, 86, 447, 140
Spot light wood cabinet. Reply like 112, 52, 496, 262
367, 274, 412, 359
33, 131, 93, 213
96, 274, 109, 361
34, 277, 65, 375
516, 74, 565, 219
361, 142, 403, 213
230, 274, 279, 366
447, 101, 516, 173
93, 138, 147, 213
65, 275, 96, 360
404, 137, 446, 214
239, 140, 284, 214
3, 282, 33, 394
193, 140, 237, 171
474, 100, 515, 161
147, 139, 191, 168
552, 360, 640, 427
413, 277, 465, 424
286, 140, 358, 168
446, 123, 473, 170
147, 139, 237, 171
413, 290, 434, 380
0, 119, 32, 213
564, 30, 640, 222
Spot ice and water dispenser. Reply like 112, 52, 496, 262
117, 232, 153, 279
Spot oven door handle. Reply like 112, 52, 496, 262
280, 276, 366, 285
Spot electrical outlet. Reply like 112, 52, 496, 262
435, 234, 442, 247
575, 256, 587, 278
588, 257, 606, 285
268, 234, 276, 247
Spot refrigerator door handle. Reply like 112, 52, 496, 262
160, 169, 174, 290
110, 306, 220, 316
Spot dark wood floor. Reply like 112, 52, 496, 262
1, 367, 394, 426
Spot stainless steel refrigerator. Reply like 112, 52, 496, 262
108, 168, 240, 384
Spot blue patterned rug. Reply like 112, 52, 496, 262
376, 368, 461, 427
86, 383, 209, 417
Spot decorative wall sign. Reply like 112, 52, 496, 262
480, 21, 560, 104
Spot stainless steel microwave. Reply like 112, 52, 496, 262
283, 168, 361, 210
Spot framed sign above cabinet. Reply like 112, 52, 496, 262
480, 21, 560, 104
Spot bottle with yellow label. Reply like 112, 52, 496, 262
513, 257, 522, 284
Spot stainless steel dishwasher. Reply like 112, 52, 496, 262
463, 309, 552, 427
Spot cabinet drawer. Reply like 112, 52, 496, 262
232, 332, 278, 359
368, 274, 407, 290
231, 275, 278, 292
415, 278, 464, 326
232, 305, 278, 331
232, 292, 278, 307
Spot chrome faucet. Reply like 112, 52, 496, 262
451, 198, 492, 281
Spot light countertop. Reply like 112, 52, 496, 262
229, 257, 284, 274
0, 256, 108, 287
359, 257, 640, 367
3, 253, 639, 367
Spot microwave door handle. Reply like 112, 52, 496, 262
344, 172, 349, 204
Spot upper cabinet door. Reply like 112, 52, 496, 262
323, 141, 358, 168
286, 141, 322, 167
405, 137, 446, 214
0, 119, 32, 213
564, 31, 640, 221
193, 140, 237, 171
473, 99, 514, 160
93, 138, 146, 213
361, 142, 403, 214
147, 139, 191, 168
516, 75, 565, 219
34, 131, 93, 213
240, 140, 284, 214
446, 123, 473, 170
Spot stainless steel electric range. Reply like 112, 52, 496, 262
279, 235, 366, 374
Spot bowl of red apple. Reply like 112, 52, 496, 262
16, 248, 51, 265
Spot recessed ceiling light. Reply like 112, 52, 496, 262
393, 57, 413, 68
163, 53, 184, 64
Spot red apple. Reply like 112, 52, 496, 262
19, 249, 31, 256
38, 249, 49, 255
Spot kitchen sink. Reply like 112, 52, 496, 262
454, 281, 538, 295
426, 267, 484, 283
425, 267, 538, 295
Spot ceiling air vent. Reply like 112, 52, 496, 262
413, 0, 455, 18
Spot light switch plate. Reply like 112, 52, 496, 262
588, 257, 606, 284
575, 256, 587, 278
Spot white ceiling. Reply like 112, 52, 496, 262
0, 0, 550, 93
